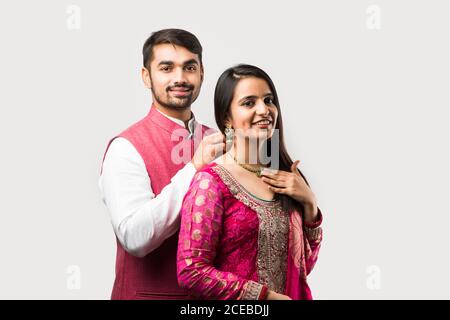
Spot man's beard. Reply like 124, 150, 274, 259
151, 83, 197, 110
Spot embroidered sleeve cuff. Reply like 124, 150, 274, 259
304, 207, 323, 243
240, 280, 265, 300
304, 207, 323, 229
304, 226, 323, 243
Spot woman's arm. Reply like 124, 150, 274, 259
303, 207, 323, 275
177, 171, 268, 300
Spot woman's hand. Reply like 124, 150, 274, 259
266, 290, 292, 300
260, 160, 319, 222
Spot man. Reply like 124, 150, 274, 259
98, 29, 225, 299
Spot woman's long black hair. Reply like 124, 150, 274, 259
214, 64, 311, 214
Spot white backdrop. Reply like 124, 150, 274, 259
1, 0, 449, 299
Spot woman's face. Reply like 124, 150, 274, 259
226, 77, 278, 142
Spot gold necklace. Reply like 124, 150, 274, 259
232, 154, 264, 177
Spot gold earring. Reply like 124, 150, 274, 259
224, 125, 234, 144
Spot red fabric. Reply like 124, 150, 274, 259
258, 285, 269, 300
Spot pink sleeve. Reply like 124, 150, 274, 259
177, 170, 266, 300
303, 207, 323, 275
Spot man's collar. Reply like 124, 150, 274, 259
154, 107, 196, 134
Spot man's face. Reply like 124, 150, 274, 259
146, 44, 203, 110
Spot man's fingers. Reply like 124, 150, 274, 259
206, 132, 225, 144
210, 142, 225, 159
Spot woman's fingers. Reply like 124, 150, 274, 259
261, 169, 291, 184
261, 168, 279, 174
290, 160, 301, 176
267, 186, 286, 194
260, 168, 281, 178
261, 176, 285, 187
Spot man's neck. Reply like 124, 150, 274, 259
153, 102, 192, 123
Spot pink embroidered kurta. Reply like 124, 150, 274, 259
177, 162, 323, 300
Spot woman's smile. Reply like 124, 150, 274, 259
252, 118, 273, 129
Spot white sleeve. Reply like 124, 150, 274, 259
98, 137, 197, 257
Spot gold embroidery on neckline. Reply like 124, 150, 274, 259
211, 164, 289, 294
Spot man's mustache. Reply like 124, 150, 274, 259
167, 84, 194, 92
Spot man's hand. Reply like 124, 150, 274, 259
191, 132, 225, 171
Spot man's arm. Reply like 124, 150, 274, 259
98, 137, 196, 257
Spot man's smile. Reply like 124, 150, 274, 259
168, 86, 193, 98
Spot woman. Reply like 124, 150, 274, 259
176, 64, 323, 300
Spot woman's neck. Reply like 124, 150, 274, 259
229, 139, 269, 167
